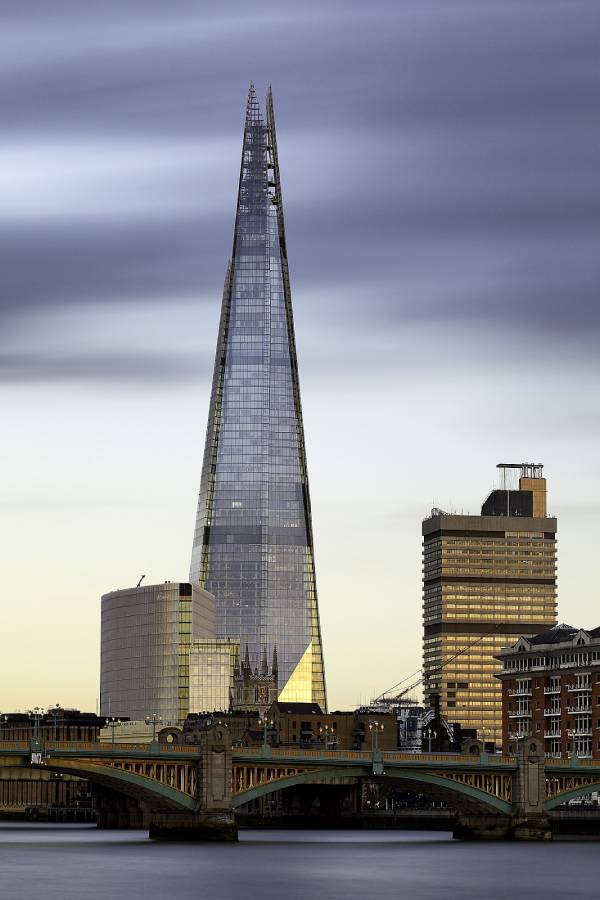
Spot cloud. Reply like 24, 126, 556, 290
0, 0, 598, 381
0, 350, 206, 384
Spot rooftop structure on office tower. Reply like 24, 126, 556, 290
422, 463, 557, 744
189, 85, 326, 709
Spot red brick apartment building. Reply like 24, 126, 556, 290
496, 624, 600, 758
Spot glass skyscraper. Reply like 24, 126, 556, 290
190, 86, 327, 709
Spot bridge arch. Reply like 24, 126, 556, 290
8, 757, 197, 811
545, 779, 600, 811
233, 765, 512, 816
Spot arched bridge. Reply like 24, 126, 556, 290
232, 748, 515, 815
2, 733, 600, 839
0, 740, 203, 812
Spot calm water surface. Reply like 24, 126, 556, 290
0, 824, 597, 900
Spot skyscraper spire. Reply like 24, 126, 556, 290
190, 87, 327, 710
245, 83, 262, 126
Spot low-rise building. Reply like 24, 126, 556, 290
0, 708, 106, 813
367, 696, 426, 752
99, 718, 183, 744
267, 703, 398, 751
496, 623, 600, 758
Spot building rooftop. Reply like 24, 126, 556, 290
269, 702, 324, 715
499, 623, 600, 654
529, 623, 579, 645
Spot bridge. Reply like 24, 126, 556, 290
2, 728, 600, 840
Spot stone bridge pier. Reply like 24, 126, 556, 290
95, 787, 146, 830
455, 738, 551, 841
148, 725, 237, 841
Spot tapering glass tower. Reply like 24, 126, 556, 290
190, 86, 326, 709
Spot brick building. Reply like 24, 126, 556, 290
267, 703, 398, 751
496, 624, 600, 758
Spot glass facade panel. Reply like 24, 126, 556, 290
189, 638, 240, 713
190, 87, 326, 709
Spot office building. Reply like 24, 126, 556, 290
422, 463, 557, 743
100, 581, 215, 725
189, 638, 240, 713
497, 623, 600, 759
189, 85, 326, 708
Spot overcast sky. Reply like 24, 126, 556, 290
1, 1, 599, 712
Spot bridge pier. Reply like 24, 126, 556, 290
148, 810, 237, 841
509, 738, 551, 841
453, 814, 510, 841
454, 739, 551, 841
149, 723, 237, 841
95, 788, 145, 830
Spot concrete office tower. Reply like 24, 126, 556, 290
100, 582, 215, 725
189, 86, 326, 708
422, 463, 557, 744
189, 638, 240, 713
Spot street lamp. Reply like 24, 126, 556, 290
369, 721, 384, 751
107, 717, 122, 744
425, 727, 437, 753
29, 707, 44, 741
319, 724, 332, 750
258, 715, 274, 751
145, 714, 163, 743
49, 704, 61, 742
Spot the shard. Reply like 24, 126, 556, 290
190, 86, 327, 709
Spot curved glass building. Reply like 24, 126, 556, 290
100, 582, 215, 724
190, 86, 326, 709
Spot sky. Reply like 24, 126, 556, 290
1, 0, 599, 713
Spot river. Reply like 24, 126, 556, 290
0, 824, 597, 899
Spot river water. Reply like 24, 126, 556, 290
0, 824, 597, 900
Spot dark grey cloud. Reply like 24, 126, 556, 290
1, 0, 599, 383
1, 217, 228, 316
0, 350, 207, 384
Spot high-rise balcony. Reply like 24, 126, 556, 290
508, 687, 532, 697
572, 728, 592, 736
544, 708, 561, 716
566, 683, 591, 692
508, 710, 532, 718
543, 686, 561, 694
567, 705, 591, 714
544, 730, 561, 738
